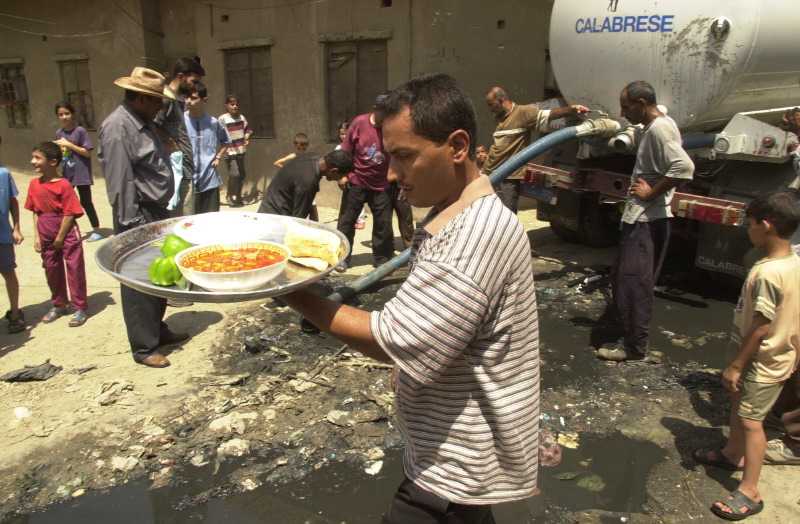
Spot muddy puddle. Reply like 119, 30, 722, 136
8, 431, 664, 523
1, 246, 744, 523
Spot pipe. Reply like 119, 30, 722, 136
581, 131, 717, 154
326, 125, 584, 304
327, 248, 411, 303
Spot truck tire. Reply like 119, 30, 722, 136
550, 221, 580, 243
576, 199, 619, 248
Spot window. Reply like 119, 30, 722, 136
0, 64, 30, 127
326, 40, 387, 140
224, 47, 274, 138
59, 60, 96, 130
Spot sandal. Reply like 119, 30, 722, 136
710, 489, 764, 520
692, 446, 743, 471
87, 232, 104, 242
42, 307, 67, 324
69, 311, 87, 327
5, 309, 26, 334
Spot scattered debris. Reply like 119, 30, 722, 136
1, 360, 63, 382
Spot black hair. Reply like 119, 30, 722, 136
172, 57, 205, 78
745, 190, 800, 238
194, 82, 208, 100
624, 80, 657, 106
55, 101, 76, 115
34, 141, 62, 164
225, 94, 239, 104
378, 73, 478, 159
324, 149, 355, 175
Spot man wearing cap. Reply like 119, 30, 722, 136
98, 67, 189, 368
335, 95, 397, 271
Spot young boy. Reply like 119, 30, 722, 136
218, 94, 252, 207
184, 83, 230, 214
476, 144, 488, 171
273, 133, 317, 220
693, 190, 800, 520
273, 133, 309, 168
0, 135, 26, 334
25, 141, 88, 327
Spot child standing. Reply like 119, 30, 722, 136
25, 142, 88, 327
54, 102, 104, 242
693, 190, 800, 520
184, 83, 230, 214
0, 135, 26, 333
274, 133, 309, 168
218, 94, 252, 207
274, 133, 317, 221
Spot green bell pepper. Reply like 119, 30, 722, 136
160, 234, 192, 257
149, 256, 182, 287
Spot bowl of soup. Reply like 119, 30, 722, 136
174, 241, 290, 292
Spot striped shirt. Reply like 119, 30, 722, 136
371, 175, 540, 504
218, 114, 251, 157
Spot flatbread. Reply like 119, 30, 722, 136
283, 221, 341, 267
290, 257, 329, 271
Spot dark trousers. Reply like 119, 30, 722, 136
381, 477, 496, 524
75, 185, 100, 228
38, 214, 87, 312
194, 187, 220, 214
772, 367, 800, 444
391, 182, 414, 249
225, 155, 247, 203
337, 183, 394, 265
610, 219, 671, 356
114, 205, 169, 360
495, 179, 521, 214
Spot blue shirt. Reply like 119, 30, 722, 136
0, 168, 19, 245
184, 113, 230, 193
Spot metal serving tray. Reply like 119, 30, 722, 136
95, 214, 349, 303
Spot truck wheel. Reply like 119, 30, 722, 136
576, 199, 619, 248
550, 221, 581, 243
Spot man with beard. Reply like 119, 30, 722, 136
155, 57, 205, 217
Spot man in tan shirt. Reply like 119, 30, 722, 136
482, 86, 589, 212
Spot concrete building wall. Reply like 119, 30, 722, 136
0, 0, 553, 210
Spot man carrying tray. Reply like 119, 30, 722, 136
278, 74, 540, 522
98, 67, 190, 368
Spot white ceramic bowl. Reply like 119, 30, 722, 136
174, 241, 290, 292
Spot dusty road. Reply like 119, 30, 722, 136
1, 171, 799, 522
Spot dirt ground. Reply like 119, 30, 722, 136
1, 172, 799, 522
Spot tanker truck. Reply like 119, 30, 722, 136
524, 0, 800, 280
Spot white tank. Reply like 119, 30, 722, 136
549, 0, 800, 133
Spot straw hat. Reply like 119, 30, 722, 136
113, 67, 175, 99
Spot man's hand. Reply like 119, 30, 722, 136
338, 177, 349, 191
631, 179, 653, 201
52, 238, 64, 250
570, 104, 591, 118
780, 107, 800, 136
12, 230, 23, 245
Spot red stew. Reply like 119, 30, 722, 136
183, 248, 284, 273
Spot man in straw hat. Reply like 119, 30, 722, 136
97, 66, 190, 368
